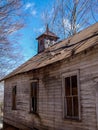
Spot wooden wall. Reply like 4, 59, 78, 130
4, 45, 98, 130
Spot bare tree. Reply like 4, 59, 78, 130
0, 0, 24, 79
42, 0, 98, 39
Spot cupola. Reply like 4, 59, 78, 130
36, 25, 59, 53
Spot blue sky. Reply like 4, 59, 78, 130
10, 0, 98, 62
16, 0, 54, 60
6, 0, 98, 71
14, 0, 97, 60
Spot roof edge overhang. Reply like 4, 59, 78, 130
1, 42, 98, 82
36, 33, 59, 40
1, 22, 98, 82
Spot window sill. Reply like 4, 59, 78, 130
29, 111, 40, 118
12, 109, 17, 111
29, 111, 37, 114
63, 117, 81, 122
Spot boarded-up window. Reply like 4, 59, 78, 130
31, 82, 38, 113
12, 86, 17, 110
64, 75, 80, 119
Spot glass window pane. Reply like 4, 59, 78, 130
65, 77, 70, 96
12, 86, 16, 110
31, 82, 37, 96
73, 96, 79, 117
71, 75, 77, 95
34, 85, 37, 97
31, 82, 37, 112
31, 84, 34, 96
66, 97, 72, 117
32, 97, 34, 110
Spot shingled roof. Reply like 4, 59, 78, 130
1, 22, 98, 80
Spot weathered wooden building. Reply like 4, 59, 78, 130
1, 23, 98, 130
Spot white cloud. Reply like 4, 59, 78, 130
34, 27, 44, 33
63, 19, 71, 30
25, 2, 35, 10
39, 27, 44, 33
25, 2, 37, 16
63, 18, 80, 31
31, 10, 37, 16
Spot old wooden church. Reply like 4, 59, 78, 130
1, 22, 98, 130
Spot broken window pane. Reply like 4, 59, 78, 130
71, 75, 77, 95
73, 96, 79, 117
66, 97, 72, 117
31, 82, 38, 113
12, 86, 16, 110
65, 77, 70, 96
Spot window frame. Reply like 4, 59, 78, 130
62, 70, 81, 120
30, 80, 38, 114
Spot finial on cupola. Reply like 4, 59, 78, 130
46, 24, 49, 34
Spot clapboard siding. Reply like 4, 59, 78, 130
3, 45, 98, 130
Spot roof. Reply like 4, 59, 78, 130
36, 25, 59, 39
36, 31, 59, 39
1, 22, 98, 80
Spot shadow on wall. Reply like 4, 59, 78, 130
0, 81, 4, 130
0, 106, 3, 129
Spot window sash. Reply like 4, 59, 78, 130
64, 95, 79, 119
62, 71, 81, 120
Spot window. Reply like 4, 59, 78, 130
12, 86, 17, 110
62, 71, 80, 120
30, 82, 38, 113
